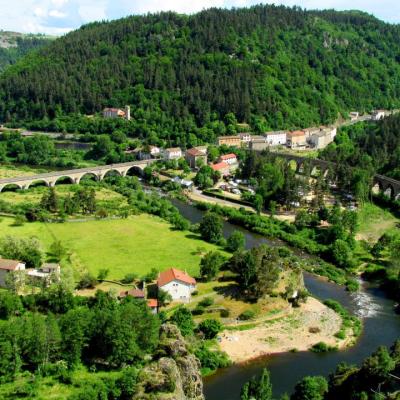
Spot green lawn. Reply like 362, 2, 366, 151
356, 203, 399, 243
0, 164, 51, 179
0, 214, 222, 279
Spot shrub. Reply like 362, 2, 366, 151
77, 273, 97, 289
198, 319, 223, 339
120, 273, 137, 284
199, 297, 214, 308
238, 310, 256, 321
220, 309, 230, 318
311, 342, 337, 353
192, 306, 205, 315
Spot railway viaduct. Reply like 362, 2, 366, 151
0, 159, 157, 192
268, 152, 400, 201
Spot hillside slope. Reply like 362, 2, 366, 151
0, 31, 53, 72
1, 5, 400, 144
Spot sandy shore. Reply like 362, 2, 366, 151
219, 297, 346, 363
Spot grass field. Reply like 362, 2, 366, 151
0, 214, 222, 280
0, 184, 127, 206
0, 164, 51, 179
356, 203, 399, 242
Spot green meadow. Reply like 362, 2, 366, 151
0, 214, 222, 280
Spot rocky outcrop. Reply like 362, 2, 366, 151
133, 324, 205, 400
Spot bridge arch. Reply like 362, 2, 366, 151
77, 172, 99, 184
26, 179, 49, 190
101, 169, 122, 180
287, 159, 298, 172
383, 184, 395, 199
125, 165, 145, 177
54, 176, 75, 186
371, 181, 383, 195
0, 183, 24, 193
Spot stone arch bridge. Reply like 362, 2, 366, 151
268, 152, 400, 201
0, 159, 157, 193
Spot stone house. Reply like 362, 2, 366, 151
185, 148, 207, 169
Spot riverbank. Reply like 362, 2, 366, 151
219, 297, 351, 364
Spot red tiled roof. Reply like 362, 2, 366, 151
219, 153, 237, 160
288, 130, 305, 137
119, 289, 145, 298
147, 299, 158, 308
165, 147, 181, 152
186, 148, 205, 156
157, 268, 196, 287
211, 162, 229, 171
0, 259, 21, 271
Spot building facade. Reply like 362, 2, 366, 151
157, 268, 196, 302
217, 135, 241, 147
264, 131, 287, 146
185, 148, 207, 168
287, 130, 307, 149
0, 259, 26, 287
163, 147, 182, 160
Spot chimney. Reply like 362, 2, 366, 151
125, 105, 131, 121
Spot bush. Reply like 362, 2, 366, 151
238, 310, 256, 321
345, 279, 360, 292
12, 214, 27, 226
198, 319, 223, 339
192, 290, 199, 296
192, 306, 205, 315
194, 343, 230, 375
77, 273, 97, 289
120, 273, 137, 284
311, 342, 337, 353
220, 309, 230, 318
199, 297, 214, 308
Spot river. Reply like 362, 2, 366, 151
170, 198, 400, 399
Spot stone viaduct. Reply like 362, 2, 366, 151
0, 159, 157, 193
268, 152, 400, 201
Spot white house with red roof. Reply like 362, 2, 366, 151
0, 258, 26, 287
157, 268, 196, 302
218, 153, 238, 165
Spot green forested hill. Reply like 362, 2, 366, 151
0, 31, 52, 73
1, 5, 400, 145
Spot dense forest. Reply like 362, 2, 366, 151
1, 6, 400, 145
0, 32, 52, 73
321, 114, 400, 180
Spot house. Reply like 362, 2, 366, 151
147, 299, 158, 314
119, 288, 145, 299
264, 131, 287, 146
157, 268, 196, 302
371, 110, 386, 121
103, 106, 131, 121
185, 148, 207, 169
211, 161, 231, 176
26, 263, 61, 286
0, 259, 26, 287
194, 145, 208, 155
249, 137, 268, 151
287, 130, 307, 149
149, 146, 161, 157
218, 153, 238, 165
217, 135, 241, 148
308, 127, 337, 149
163, 147, 182, 160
